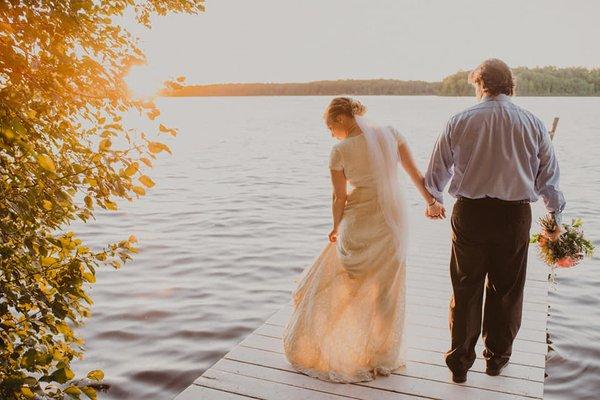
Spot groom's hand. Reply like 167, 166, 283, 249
542, 226, 562, 242
542, 213, 563, 241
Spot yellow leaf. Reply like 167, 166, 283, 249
140, 157, 153, 167
84, 177, 98, 187
161, 142, 172, 154
81, 386, 97, 400
105, 200, 118, 210
148, 108, 160, 120
128, 234, 138, 243
87, 370, 104, 381
159, 124, 178, 137
132, 185, 146, 195
138, 175, 155, 188
83, 271, 96, 283
147, 142, 163, 154
124, 162, 138, 177
57, 323, 72, 338
64, 366, 75, 380
43, 200, 53, 210
41, 256, 57, 266
65, 386, 81, 395
59, 236, 76, 250
84, 195, 93, 208
99, 138, 111, 151
78, 245, 91, 254
1, 128, 15, 139
37, 154, 56, 173
98, 116, 106, 124
21, 387, 35, 398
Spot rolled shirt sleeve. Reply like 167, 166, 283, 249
425, 120, 454, 204
534, 121, 566, 222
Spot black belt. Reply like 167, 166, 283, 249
457, 196, 530, 205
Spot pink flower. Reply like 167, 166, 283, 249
555, 257, 576, 268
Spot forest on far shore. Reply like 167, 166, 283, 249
161, 67, 600, 97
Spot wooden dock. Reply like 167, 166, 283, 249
173, 206, 549, 400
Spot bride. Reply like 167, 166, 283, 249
282, 97, 445, 383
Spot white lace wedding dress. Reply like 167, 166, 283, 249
282, 125, 408, 383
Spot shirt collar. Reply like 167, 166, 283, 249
480, 93, 512, 103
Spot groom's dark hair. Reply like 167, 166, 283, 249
468, 58, 515, 96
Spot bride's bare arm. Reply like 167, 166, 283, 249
329, 169, 347, 241
398, 142, 446, 218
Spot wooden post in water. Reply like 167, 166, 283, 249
549, 117, 559, 141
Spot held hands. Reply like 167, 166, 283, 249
425, 199, 446, 220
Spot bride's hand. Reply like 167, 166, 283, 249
328, 227, 338, 242
426, 200, 446, 219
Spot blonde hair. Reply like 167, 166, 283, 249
324, 97, 367, 124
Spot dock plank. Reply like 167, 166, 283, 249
173, 206, 549, 400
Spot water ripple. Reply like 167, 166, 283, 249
69, 96, 600, 400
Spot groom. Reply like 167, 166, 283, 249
424, 58, 566, 383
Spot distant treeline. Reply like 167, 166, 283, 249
161, 79, 440, 96
438, 67, 600, 96
161, 67, 600, 97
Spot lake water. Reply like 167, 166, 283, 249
70, 96, 600, 399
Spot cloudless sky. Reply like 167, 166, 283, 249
128, 0, 600, 85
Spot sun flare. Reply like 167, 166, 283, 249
125, 64, 166, 99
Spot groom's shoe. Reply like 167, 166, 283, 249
451, 371, 467, 383
486, 358, 509, 376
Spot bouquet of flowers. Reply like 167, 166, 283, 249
530, 215, 595, 281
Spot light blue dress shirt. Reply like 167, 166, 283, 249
424, 94, 566, 221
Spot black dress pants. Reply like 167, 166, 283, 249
445, 196, 532, 374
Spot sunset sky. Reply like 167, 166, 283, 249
128, 0, 600, 86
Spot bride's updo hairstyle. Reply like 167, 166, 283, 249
324, 97, 367, 125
